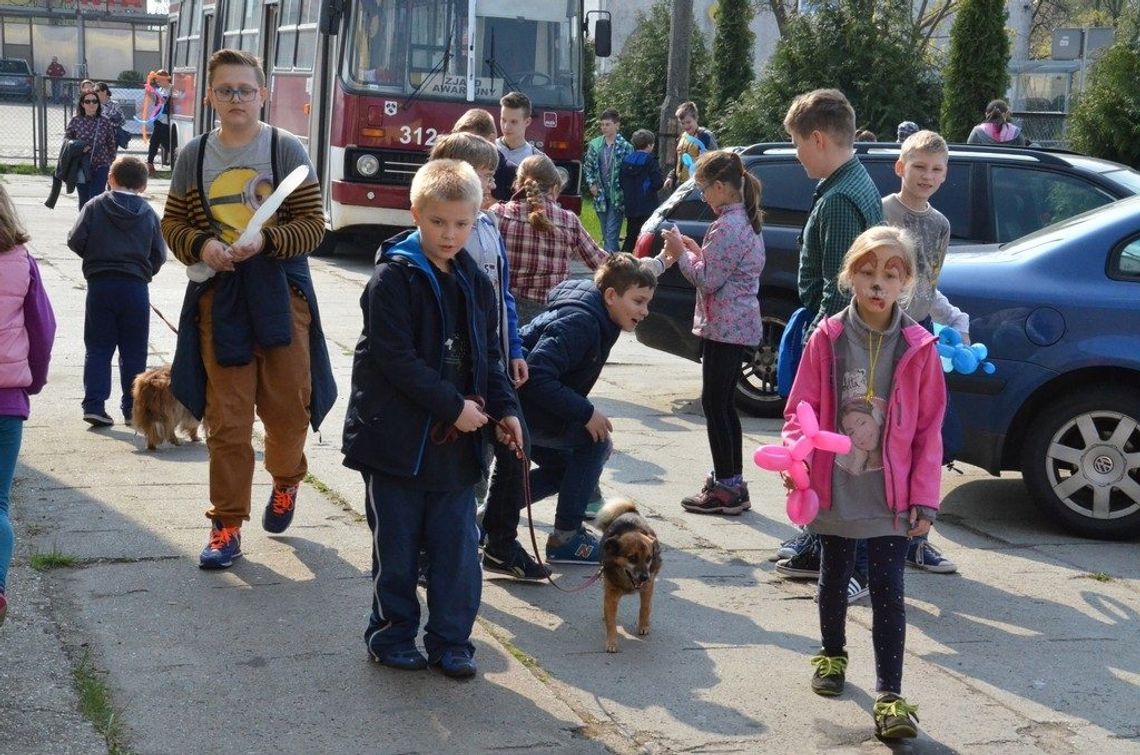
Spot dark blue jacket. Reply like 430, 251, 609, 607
67, 190, 166, 282
518, 279, 620, 435
171, 256, 337, 430
341, 230, 519, 477
619, 151, 664, 218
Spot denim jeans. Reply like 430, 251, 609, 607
596, 205, 624, 253
361, 471, 482, 661
83, 276, 150, 418
76, 163, 110, 209
0, 416, 24, 592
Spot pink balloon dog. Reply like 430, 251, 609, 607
753, 401, 852, 525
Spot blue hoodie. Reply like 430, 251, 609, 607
619, 150, 664, 219
517, 278, 621, 435
341, 230, 518, 481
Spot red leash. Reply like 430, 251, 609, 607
433, 397, 602, 593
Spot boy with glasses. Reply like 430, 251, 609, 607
161, 48, 337, 570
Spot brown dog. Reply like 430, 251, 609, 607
130, 365, 204, 450
596, 499, 662, 652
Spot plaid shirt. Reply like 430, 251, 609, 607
798, 156, 884, 334
493, 198, 609, 303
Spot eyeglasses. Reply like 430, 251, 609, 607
211, 86, 260, 103
81, 99, 99, 104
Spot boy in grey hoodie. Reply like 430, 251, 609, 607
67, 156, 166, 426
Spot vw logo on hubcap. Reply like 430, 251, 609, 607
1092, 455, 1115, 475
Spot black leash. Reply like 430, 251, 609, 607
433, 397, 603, 593
150, 303, 179, 335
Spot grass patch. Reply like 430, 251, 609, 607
1082, 571, 1114, 583
0, 162, 53, 176
479, 621, 550, 683
304, 472, 365, 523
578, 195, 627, 248
30, 548, 78, 571
74, 650, 129, 753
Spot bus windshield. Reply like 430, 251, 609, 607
345, 0, 582, 108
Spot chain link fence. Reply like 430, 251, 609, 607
0, 75, 171, 169
1014, 111, 1070, 149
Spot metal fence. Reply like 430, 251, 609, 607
1014, 111, 1070, 149
0, 75, 169, 169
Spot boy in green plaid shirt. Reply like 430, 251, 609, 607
784, 89, 883, 336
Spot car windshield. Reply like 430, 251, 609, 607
1103, 168, 1140, 195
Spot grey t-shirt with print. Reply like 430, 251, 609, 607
809, 304, 907, 539
882, 193, 951, 324
170, 122, 316, 245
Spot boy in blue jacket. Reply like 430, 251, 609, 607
619, 129, 664, 253
482, 253, 670, 575
342, 159, 521, 679
67, 156, 165, 426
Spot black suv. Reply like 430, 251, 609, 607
632, 142, 1140, 417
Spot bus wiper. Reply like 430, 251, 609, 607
403, 30, 452, 109
484, 28, 520, 93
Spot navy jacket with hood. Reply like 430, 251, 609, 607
517, 278, 621, 436
341, 229, 519, 478
67, 190, 166, 282
619, 151, 664, 218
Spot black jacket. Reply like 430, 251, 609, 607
341, 230, 519, 477
45, 138, 89, 209
619, 151, 664, 219
517, 279, 621, 435
67, 191, 166, 282
492, 151, 517, 202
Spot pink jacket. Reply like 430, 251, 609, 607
0, 246, 56, 419
783, 314, 946, 515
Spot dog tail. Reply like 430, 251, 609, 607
595, 498, 637, 531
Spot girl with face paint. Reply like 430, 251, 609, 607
780, 225, 947, 739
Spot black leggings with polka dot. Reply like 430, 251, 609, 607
818, 534, 908, 694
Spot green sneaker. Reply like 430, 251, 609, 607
584, 495, 604, 521
873, 693, 919, 739
809, 651, 848, 696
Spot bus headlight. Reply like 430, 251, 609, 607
356, 154, 380, 177
555, 166, 570, 188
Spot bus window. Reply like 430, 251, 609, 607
222, 0, 260, 54
174, 0, 201, 68
344, 0, 581, 107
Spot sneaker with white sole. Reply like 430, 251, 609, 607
906, 540, 957, 573
483, 540, 551, 580
583, 495, 604, 520
775, 539, 821, 579
83, 409, 114, 427
774, 530, 814, 561
847, 572, 869, 602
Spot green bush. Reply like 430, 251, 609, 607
940, 0, 1010, 143
713, 1, 941, 146
117, 70, 144, 86
1068, 44, 1140, 168
592, 0, 712, 140
712, 0, 754, 113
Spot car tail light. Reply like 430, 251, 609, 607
633, 232, 654, 258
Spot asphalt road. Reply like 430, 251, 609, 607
1, 173, 1137, 754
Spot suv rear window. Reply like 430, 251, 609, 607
751, 162, 815, 225
0, 60, 29, 74
862, 160, 975, 240
990, 165, 1115, 242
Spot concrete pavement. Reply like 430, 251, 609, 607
1, 173, 1137, 754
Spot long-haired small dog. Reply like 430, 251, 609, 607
595, 499, 662, 653
131, 365, 204, 450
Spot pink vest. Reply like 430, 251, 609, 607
0, 245, 33, 389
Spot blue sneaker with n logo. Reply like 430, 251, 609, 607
199, 521, 242, 570
545, 527, 601, 564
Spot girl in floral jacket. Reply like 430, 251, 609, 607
663, 150, 765, 515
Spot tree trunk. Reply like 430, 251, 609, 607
658, 0, 694, 176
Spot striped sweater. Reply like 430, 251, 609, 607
161, 125, 324, 264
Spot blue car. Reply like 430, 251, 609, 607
939, 196, 1140, 539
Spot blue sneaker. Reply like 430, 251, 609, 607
906, 540, 958, 573
370, 642, 428, 671
774, 530, 814, 561
263, 483, 299, 534
583, 495, 605, 520
199, 522, 242, 569
432, 647, 477, 679
545, 527, 601, 564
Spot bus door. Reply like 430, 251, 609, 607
197, 8, 216, 134
260, 1, 279, 125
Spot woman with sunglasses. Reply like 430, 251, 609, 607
65, 93, 117, 208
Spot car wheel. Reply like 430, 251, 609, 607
1021, 387, 1140, 539
735, 312, 787, 418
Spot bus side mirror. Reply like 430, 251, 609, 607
594, 18, 612, 57
584, 11, 612, 58
319, 0, 345, 35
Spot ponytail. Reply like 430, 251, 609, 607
694, 150, 764, 234
523, 178, 553, 232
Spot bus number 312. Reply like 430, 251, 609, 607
399, 126, 438, 146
